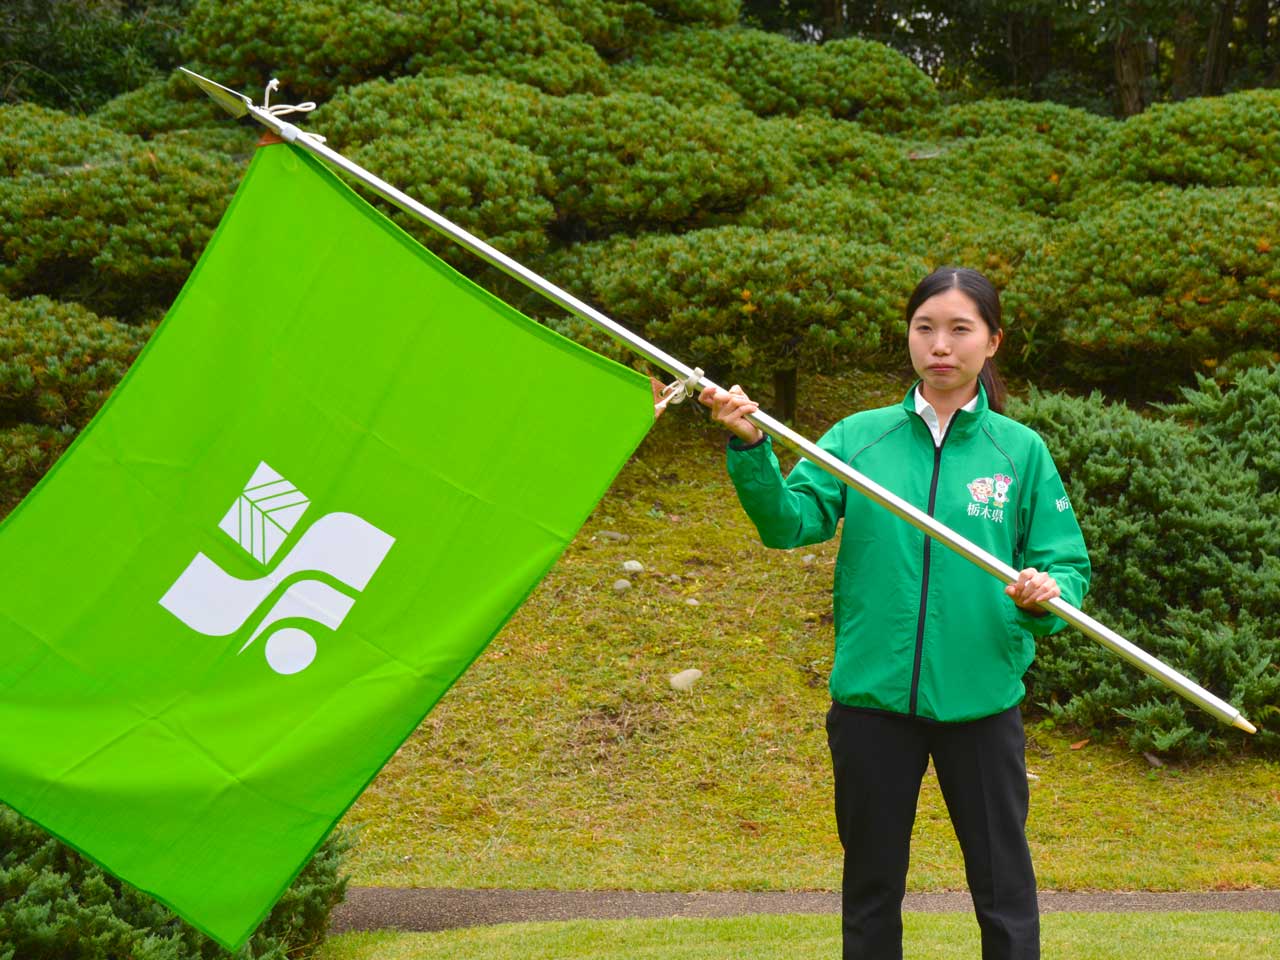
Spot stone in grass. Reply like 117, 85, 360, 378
613, 578, 632, 593
622, 560, 644, 574
802, 554, 816, 565
669, 668, 702, 692
598, 530, 630, 543
685, 597, 700, 607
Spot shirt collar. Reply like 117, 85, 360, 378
914, 385, 980, 447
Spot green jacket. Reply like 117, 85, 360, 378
726, 384, 1090, 723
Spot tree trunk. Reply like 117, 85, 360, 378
1245, 0, 1269, 50
822, 0, 846, 41
1114, 24, 1148, 116
1202, 0, 1236, 95
1170, 10, 1202, 100
772, 368, 797, 424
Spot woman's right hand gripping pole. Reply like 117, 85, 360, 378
699, 384, 764, 445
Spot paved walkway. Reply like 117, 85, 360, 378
331, 887, 1280, 934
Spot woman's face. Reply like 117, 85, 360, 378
908, 287, 1002, 403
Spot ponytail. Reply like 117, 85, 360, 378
980, 359, 1006, 414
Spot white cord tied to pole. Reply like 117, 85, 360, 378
655, 367, 704, 414
262, 78, 326, 141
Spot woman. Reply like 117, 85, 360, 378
699, 267, 1090, 960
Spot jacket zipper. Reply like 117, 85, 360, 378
909, 417, 951, 716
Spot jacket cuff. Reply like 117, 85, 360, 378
728, 434, 768, 452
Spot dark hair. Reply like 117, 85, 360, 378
904, 266, 1007, 414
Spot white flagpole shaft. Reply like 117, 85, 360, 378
181, 70, 1254, 734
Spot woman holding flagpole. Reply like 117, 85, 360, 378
700, 266, 1091, 960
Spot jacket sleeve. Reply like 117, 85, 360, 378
1013, 436, 1092, 637
724, 423, 847, 549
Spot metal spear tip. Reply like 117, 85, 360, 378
178, 66, 251, 119
1233, 715, 1257, 735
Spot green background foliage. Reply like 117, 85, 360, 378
0, 803, 350, 960
1, 0, 1276, 761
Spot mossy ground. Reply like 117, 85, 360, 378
339, 370, 1280, 892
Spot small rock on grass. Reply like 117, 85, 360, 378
802, 554, 816, 565
598, 530, 630, 543
622, 560, 644, 573
685, 597, 700, 607
613, 579, 632, 593
670, 668, 702, 692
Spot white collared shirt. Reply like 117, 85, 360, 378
915, 386, 979, 447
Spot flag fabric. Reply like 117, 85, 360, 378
0, 142, 655, 948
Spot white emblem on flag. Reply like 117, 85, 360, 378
217, 461, 310, 564
160, 461, 395, 675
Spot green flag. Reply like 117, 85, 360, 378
0, 142, 654, 948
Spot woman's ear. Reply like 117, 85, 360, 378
987, 329, 1004, 358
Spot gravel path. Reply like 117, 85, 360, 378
331, 887, 1280, 934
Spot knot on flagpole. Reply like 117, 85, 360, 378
262, 79, 325, 139
655, 367, 704, 414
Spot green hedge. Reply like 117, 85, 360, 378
533, 94, 782, 237
0, 295, 149, 432
1014, 372, 1280, 757
0, 104, 134, 178
1003, 187, 1280, 387
540, 226, 925, 390
634, 26, 938, 130
0, 424, 73, 521
181, 0, 607, 101
609, 63, 743, 109
319, 74, 550, 151
1084, 89, 1280, 191
348, 127, 556, 266
0, 111, 240, 321
742, 185, 1047, 290
926, 98, 1114, 155
92, 73, 232, 140
0, 804, 350, 960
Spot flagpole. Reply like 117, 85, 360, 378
179, 69, 1256, 736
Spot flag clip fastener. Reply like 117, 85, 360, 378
655, 367, 704, 413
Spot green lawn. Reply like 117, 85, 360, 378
317, 914, 1280, 960
338, 371, 1280, 893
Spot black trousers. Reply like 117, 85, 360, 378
825, 703, 1039, 960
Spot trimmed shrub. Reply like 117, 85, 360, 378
540, 226, 925, 396
911, 134, 1083, 217
926, 98, 1114, 155
0, 103, 135, 179
534, 94, 784, 237
1003, 187, 1280, 387
609, 63, 743, 109
0, 803, 350, 960
0, 114, 241, 321
756, 113, 916, 190
347, 128, 556, 266
0, 424, 73, 521
550, 0, 660, 57
181, 0, 607, 101
318, 74, 551, 150
92, 73, 231, 140
1083, 89, 1280, 191
0, 295, 149, 432
638, 0, 739, 25
634, 26, 938, 131
1013, 382, 1280, 757
743, 185, 1047, 290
